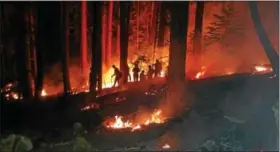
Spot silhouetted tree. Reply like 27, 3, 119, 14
119, 1, 131, 85
14, 3, 33, 100
193, 2, 204, 57
90, 1, 102, 96
34, 3, 45, 99
157, 2, 166, 48
165, 1, 189, 117
248, 2, 279, 74
61, 2, 71, 95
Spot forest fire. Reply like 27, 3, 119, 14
253, 65, 272, 74
162, 144, 171, 149
104, 109, 166, 132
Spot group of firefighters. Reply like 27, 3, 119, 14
111, 59, 163, 87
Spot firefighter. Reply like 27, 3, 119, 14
132, 63, 140, 82
111, 65, 122, 87
147, 65, 154, 80
154, 59, 162, 77
140, 70, 146, 81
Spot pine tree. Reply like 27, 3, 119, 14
203, 3, 245, 52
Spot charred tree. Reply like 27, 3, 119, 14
90, 1, 102, 95
248, 2, 279, 74
14, 4, 33, 100
157, 2, 166, 48
119, 1, 130, 85
107, 1, 113, 65
34, 3, 44, 99
61, 2, 71, 95
193, 2, 204, 60
165, 2, 189, 117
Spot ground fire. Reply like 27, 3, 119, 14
103, 109, 167, 132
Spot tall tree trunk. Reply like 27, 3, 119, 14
61, 2, 71, 95
90, 1, 102, 96
107, 1, 113, 65
157, 2, 166, 48
193, 2, 204, 63
164, 2, 189, 117
120, 1, 130, 85
35, 3, 44, 99
116, 2, 120, 56
0, 4, 3, 81
29, 4, 37, 79
25, 8, 34, 96
248, 2, 279, 74
0, 3, 4, 87
136, 1, 139, 49
153, 2, 161, 62
101, 3, 107, 65
81, 1, 88, 83
150, 2, 159, 43
15, 4, 33, 100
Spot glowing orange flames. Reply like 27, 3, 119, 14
194, 66, 207, 79
162, 144, 171, 149
253, 65, 272, 74
41, 89, 47, 97
104, 109, 166, 132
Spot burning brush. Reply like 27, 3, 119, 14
103, 109, 167, 132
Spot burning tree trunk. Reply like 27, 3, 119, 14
90, 1, 102, 95
35, 3, 44, 99
193, 2, 204, 63
61, 2, 71, 95
248, 2, 279, 74
107, 1, 113, 65
164, 2, 189, 117
157, 2, 166, 48
119, 2, 130, 85
14, 4, 33, 100
81, 1, 88, 83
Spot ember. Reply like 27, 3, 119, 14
104, 109, 166, 132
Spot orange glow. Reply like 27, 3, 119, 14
104, 109, 166, 132
194, 66, 206, 79
254, 65, 272, 73
41, 89, 47, 97
81, 1, 88, 79
162, 144, 171, 149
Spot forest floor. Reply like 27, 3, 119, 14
0, 72, 278, 151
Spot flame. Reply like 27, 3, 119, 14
194, 66, 207, 79
254, 65, 272, 73
41, 89, 47, 97
162, 144, 171, 149
105, 109, 166, 132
